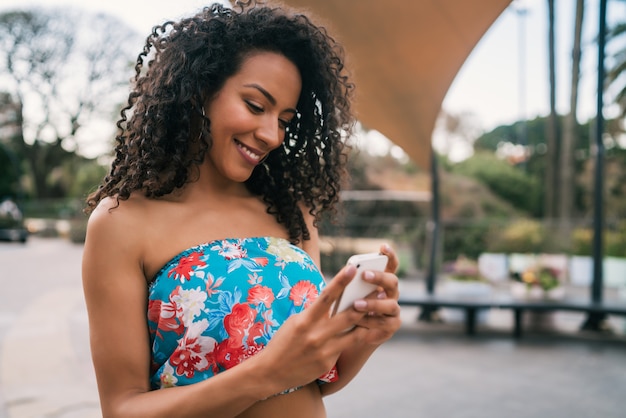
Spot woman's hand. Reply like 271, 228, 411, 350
351, 244, 402, 346
253, 244, 401, 394
316, 244, 402, 397
254, 263, 368, 392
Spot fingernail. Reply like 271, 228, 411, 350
345, 265, 357, 276
363, 271, 375, 281
354, 300, 367, 310
377, 291, 386, 299
383, 243, 392, 253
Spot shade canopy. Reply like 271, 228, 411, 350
281, 0, 512, 168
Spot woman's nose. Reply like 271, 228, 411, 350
255, 116, 283, 148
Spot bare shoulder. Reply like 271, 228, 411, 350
86, 194, 153, 241
83, 194, 152, 281
88, 194, 146, 226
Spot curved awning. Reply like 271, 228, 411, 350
282, 0, 512, 168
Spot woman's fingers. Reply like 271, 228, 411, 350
379, 243, 399, 274
299, 246, 401, 340
308, 264, 357, 319
352, 296, 402, 345
359, 269, 399, 301
353, 297, 401, 317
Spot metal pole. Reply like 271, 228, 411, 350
582, 0, 607, 331
426, 148, 440, 294
419, 148, 440, 321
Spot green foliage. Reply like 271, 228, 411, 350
0, 148, 19, 198
473, 122, 517, 152
571, 223, 626, 257
607, 20, 626, 118
576, 149, 626, 220
608, 221, 626, 258
604, 149, 626, 219
570, 228, 593, 255
474, 116, 592, 153
68, 160, 108, 198
441, 221, 492, 261
440, 171, 520, 219
400, 159, 421, 175
513, 267, 560, 291
474, 117, 548, 151
486, 219, 547, 253
450, 152, 541, 216
471, 116, 598, 218
0, 93, 23, 198
19, 198, 82, 219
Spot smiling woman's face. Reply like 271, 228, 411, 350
203, 51, 302, 184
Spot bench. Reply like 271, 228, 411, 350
398, 294, 626, 338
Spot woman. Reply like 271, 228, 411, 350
82, 2, 401, 417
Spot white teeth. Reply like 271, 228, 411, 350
238, 142, 261, 161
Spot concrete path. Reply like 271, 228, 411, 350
1, 238, 625, 417
0, 238, 100, 418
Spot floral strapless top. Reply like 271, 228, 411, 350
148, 236, 338, 390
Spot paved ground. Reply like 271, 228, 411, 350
1, 237, 625, 418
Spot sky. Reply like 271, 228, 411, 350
1, 0, 624, 160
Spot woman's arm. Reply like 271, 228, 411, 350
319, 243, 402, 396
298, 209, 402, 396
83, 198, 370, 417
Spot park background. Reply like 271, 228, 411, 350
1, 0, 625, 303
1, 1, 626, 417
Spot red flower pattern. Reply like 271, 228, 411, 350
289, 280, 319, 308
168, 251, 206, 282
252, 257, 269, 267
149, 295, 184, 338
247, 285, 275, 308
149, 237, 338, 389
224, 303, 256, 343
171, 342, 205, 378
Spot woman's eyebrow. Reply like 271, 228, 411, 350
244, 83, 297, 114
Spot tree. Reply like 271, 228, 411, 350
450, 151, 542, 216
0, 8, 139, 198
473, 115, 596, 219
0, 92, 23, 198
544, 0, 559, 220
432, 110, 483, 163
558, 0, 585, 241
607, 4, 626, 119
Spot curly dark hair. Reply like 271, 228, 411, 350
85, 1, 355, 244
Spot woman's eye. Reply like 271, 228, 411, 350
278, 119, 290, 129
246, 101, 263, 113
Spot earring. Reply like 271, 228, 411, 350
198, 106, 206, 142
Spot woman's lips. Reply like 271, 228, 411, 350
235, 140, 264, 164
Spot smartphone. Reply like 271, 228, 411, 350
331, 253, 388, 316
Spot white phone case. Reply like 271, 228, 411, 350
331, 253, 388, 315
